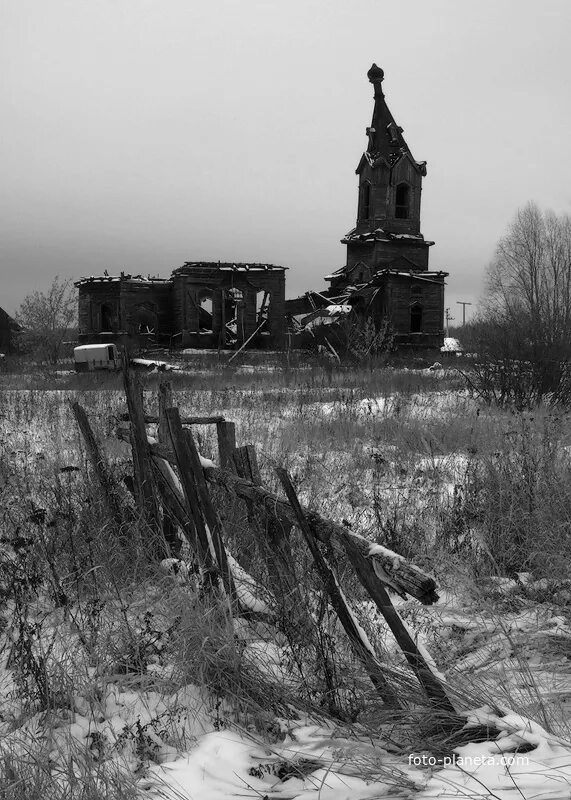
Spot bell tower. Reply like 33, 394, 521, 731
329, 65, 434, 291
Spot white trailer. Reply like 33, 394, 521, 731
74, 344, 121, 372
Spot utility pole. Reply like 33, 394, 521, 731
456, 301, 472, 326
445, 308, 454, 337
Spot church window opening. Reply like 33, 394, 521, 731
256, 289, 271, 331
135, 307, 157, 335
410, 304, 423, 333
395, 183, 410, 219
198, 290, 213, 332
360, 182, 371, 220
224, 288, 242, 345
100, 303, 113, 331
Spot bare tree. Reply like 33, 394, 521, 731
16, 276, 77, 364
470, 203, 571, 405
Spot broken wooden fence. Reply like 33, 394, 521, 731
72, 370, 458, 717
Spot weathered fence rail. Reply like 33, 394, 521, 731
73, 372, 458, 717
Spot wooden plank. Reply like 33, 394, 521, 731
200, 464, 438, 605
232, 446, 301, 610
228, 318, 267, 363
182, 426, 236, 603
277, 468, 401, 707
339, 530, 458, 716
69, 401, 128, 526
151, 456, 200, 554
232, 445, 261, 486
157, 381, 173, 444
157, 381, 180, 555
119, 412, 226, 426
165, 407, 236, 603
216, 421, 237, 470
126, 436, 439, 606
121, 365, 160, 533
164, 407, 219, 589
233, 444, 303, 608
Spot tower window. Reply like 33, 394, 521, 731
395, 183, 410, 219
360, 182, 371, 220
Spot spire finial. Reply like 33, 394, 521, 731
367, 63, 384, 97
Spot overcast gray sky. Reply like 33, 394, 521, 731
2, 0, 570, 321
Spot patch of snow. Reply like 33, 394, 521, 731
441, 337, 462, 352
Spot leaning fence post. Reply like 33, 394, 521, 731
157, 380, 180, 554
122, 364, 160, 535
233, 446, 301, 609
70, 401, 128, 527
277, 468, 402, 708
338, 531, 458, 717
166, 407, 235, 602
151, 456, 199, 555
158, 380, 173, 446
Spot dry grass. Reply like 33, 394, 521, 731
1, 359, 571, 794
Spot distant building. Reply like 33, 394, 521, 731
0, 307, 20, 353
287, 64, 448, 349
76, 64, 446, 353
75, 263, 286, 350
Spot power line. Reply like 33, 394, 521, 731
445, 307, 455, 337
456, 301, 472, 326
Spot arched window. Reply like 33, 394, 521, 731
360, 182, 371, 220
410, 305, 423, 333
135, 306, 157, 335
395, 183, 410, 219
100, 303, 114, 331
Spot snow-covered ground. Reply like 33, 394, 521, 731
1, 379, 571, 797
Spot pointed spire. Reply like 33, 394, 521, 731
363, 64, 422, 171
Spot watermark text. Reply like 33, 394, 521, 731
408, 753, 529, 768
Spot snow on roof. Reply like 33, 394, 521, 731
174, 262, 286, 273
74, 274, 170, 287
324, 265, 347, 280
76, 263, 287, 287
390, 271, 447, 282
341, 227, 432, 245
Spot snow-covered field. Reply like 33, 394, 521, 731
1, 370, 571, 798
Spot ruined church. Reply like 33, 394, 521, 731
76, 64, 446, 351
